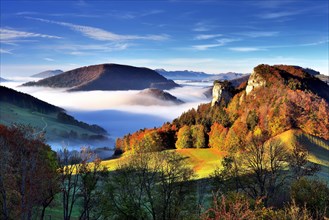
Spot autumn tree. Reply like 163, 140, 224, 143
191, 124, 206, 148
0, 124, 58, 220
208, 123, 227, 149
176, 125, 192, 149
214, 134, 292, 206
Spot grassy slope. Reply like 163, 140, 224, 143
102, 130, 329, 181
0, 102, 99, 142
275, 129, 329, 180
102, 148, 227, 179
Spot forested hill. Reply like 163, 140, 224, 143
0, 86, 107, 136
22, 63, 179, 91
0, 86, 63, 114
116, 64, 329, 154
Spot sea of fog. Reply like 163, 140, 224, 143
1, 78, 211, 152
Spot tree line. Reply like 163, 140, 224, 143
1, 124, 328, 219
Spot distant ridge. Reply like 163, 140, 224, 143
23, 64, 179, 91
0, 77, 9, 82
155, 69, 246, 81
31, 69, 63, 78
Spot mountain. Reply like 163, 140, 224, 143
116, 64, 329, 161
0, 86, 107, 142
155, 69, 209, 80
31, 69, 63, 78
155, 69, 246, 81
203, 72, 246, 82
138, 88, 184, 104
0, 77, 9, 82
23, 64, 179, 91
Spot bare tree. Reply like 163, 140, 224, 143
100, 150, 195, 220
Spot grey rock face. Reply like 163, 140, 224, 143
211, 81, 233, 107
246, 71, 266, 95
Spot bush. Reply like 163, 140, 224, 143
290, 177, 329, 219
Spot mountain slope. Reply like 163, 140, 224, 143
0, 77, 9, 82
23, 64, 179, 91
155, 69, 209, 80
0, 86, 107, 142
31, 69, 63, 78
138, 88, 184, 104
116, 64, 329, 158
156, 68, 246, 81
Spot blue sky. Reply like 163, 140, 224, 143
1, 0, 328, 77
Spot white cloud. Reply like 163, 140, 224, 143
192, 38, 240, 50
229, 47, 264, 52
0, 28, 62, 42
44, 42, 131, 55
0, 49, 13, 54
193, 22, 215, 32
44, 57, 55, 61
28, 17, 169, 41
239, 31, 279, 38
258, 11, 299, 19
194, 34, 223, 40
192, 43, 223, 50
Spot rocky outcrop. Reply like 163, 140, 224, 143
211, 81, 233, 107
245, 70, 266, 95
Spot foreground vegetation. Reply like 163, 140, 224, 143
1, 124, 328, 220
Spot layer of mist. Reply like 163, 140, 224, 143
1, 79, 211, 152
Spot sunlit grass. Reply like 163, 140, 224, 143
102, 148, 227, 179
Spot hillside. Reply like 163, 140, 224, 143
0, 86, 107, 142
0, 77, 9, 82
31, 69, 63, 78
23, 64, 179, 91
138, 88, 184, 104
116, 64, 329, 168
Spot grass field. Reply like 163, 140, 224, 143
102, 148, 227, 179
275, 129, 329, 181
0, 102, 102, 142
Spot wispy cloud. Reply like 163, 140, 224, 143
258, 11, 300, 19
192, 44, 223, 50
44, 57, 55, 61
49, 43, 131, 55
0, 28, 62, 43
16, 11, 100, 18
28, 17, 169, 41
229, 39, 329, 52
193, 22, 215, 32
229, 47, 264, 52
0, 49, 13, 54
111, 10, 164, 20
239, 31, 279, 38
250, 0, 296, 9
192, 38, 240, 50
194, 34, 222, 40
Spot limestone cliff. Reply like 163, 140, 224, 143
211, 81, 233, 107
245, 70, 266, 95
